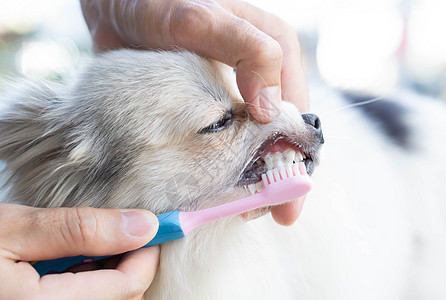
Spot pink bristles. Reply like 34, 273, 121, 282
261, 162, 307, 186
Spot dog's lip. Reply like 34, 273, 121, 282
237, 132, 313, 185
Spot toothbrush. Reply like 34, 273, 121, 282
32, 162, 312, 276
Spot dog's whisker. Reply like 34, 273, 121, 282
318, 95, 384, 118
251, 70, 270, 88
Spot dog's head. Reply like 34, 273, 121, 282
0, 50, 323, 214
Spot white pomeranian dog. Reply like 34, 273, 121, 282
0, 50, 445, 299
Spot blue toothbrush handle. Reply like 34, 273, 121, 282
32, 211, 184, 276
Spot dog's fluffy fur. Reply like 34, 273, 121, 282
1, 50, 446, 299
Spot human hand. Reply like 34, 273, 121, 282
80, 0, 307, 225
0, 203, 159, 299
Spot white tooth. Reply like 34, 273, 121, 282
267, 170, 275, 183
248, 184, 256, 195
262, 174, 269, 187
283, 149, 295, 165
255, 182, 263, 193
296, 151, 304, 162
264, 153, 274, 170
302, 152, 307, 159
279, 166, 287, 179
271, 152, 284, 168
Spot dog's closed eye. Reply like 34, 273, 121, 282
200, 110, 233, 133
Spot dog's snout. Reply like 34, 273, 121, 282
302, 113, 324, 144
302, 113, 320, 129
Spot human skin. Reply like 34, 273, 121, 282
0, 203, 159, 299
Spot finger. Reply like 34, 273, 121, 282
80, 0, 126, 52
270, 196, 306, 226
36, 246, 160, 299
222, 0, 309, 113
116, 245, 159, 288
280, 43, 309, 113
165, 1, 283, 123
0, 203, 158, 261
91, 0, 283, 121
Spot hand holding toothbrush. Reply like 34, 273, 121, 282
0, 203, 159, 299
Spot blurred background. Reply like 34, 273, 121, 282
0, 0, 445, 99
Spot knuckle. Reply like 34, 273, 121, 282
284, 27, 302, 52
273, 18, 302, 54
234, 17, 256, 38
63, 207, 99, 247
235, 17, 283, 65
169, 3, 215, 43
255, 37, 283, 65
235, 17, 283, 64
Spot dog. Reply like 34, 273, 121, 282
1, 49, 445, 299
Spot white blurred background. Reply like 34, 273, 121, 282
250, 0, 446, 99
1, 0, 445, 101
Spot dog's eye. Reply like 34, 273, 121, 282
200, 110, 233, 133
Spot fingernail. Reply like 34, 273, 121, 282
258, 86, 280, 120
121, 210, 159, 237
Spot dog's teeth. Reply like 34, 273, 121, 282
271, 152, 284, 168
248, 148, 304, 192
255, 182, 263, 193
264, 153, 274, 170
262, 174, 268, 187
248, 184, 256, 195
296, 151, 304, 162
283, 149, 295, 165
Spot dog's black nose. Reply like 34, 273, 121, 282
302, 113, 324, 144
302, 113, 321, 130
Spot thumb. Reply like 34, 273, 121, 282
0, 203, 158, 261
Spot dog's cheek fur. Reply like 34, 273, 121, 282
0, 81, 131, 208
0, 80, 70, 206
116, 141, 249, 213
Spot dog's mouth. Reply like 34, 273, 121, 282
237, 132, 314, 195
